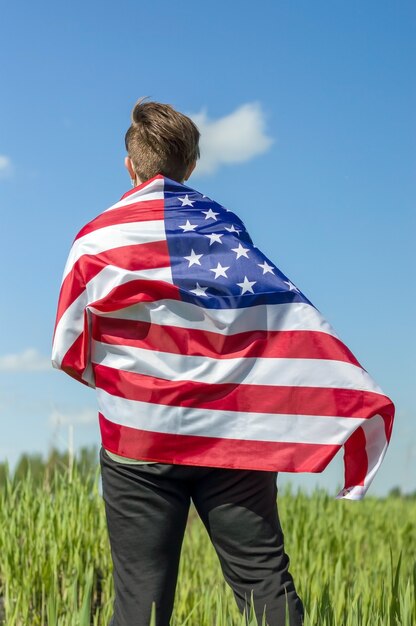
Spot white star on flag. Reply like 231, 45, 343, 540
202, 208, 219, 220
258, 261, 275, 275
189, 283, 208, 296
209, 262, 230, 279
237, 276, 256, 294
179, 220, 198, 232
184, 249, 203, 267
231, 243, 250, 259
205, 233, 224, 246
284, 280, 300, 292
225, 224, 241, 234
178, 195, 194, 207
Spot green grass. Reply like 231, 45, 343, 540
0, 465, 415, 625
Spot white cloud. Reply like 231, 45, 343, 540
0, 155, 13, 178
0, 348, 51, 372
190, 102, 274, 176
49, 407, 97, 427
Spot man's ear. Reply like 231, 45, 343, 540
124, 156, 136, 180
184, 161, 197, 181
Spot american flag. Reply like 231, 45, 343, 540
52, 175, 394, 499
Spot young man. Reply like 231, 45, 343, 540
52, 99, 394, 626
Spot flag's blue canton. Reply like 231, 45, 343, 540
163, 182, 312, 310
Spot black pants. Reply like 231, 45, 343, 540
99, 446, 304, 626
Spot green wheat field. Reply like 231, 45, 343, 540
0, 458, 415, 626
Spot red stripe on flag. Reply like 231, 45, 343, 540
382, 409, 394, 442
60, 332, 88, 382
92, 316, 362, 366
89, 280, 181, 312
343, 426, 368, 488
75, 200, 164, 240
99, 412, 341, 472
93, 363, 393, 419
55, 240, 171, 326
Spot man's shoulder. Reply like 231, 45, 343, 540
74, 176, 169, 243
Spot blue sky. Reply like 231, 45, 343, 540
0, 1, 414, 496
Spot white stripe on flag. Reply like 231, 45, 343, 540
103, 177, 165, 212
96, 388, 365, 445
362, 414, 389, 487
92, 341, 384, 395
95, 299, 339, 337
63, 220, 166, 281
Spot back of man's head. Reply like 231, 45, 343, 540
125, 98, 200, 184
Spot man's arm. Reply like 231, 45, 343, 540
51, 240, 95, 388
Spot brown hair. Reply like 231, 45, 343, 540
125, 98, 200, 183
